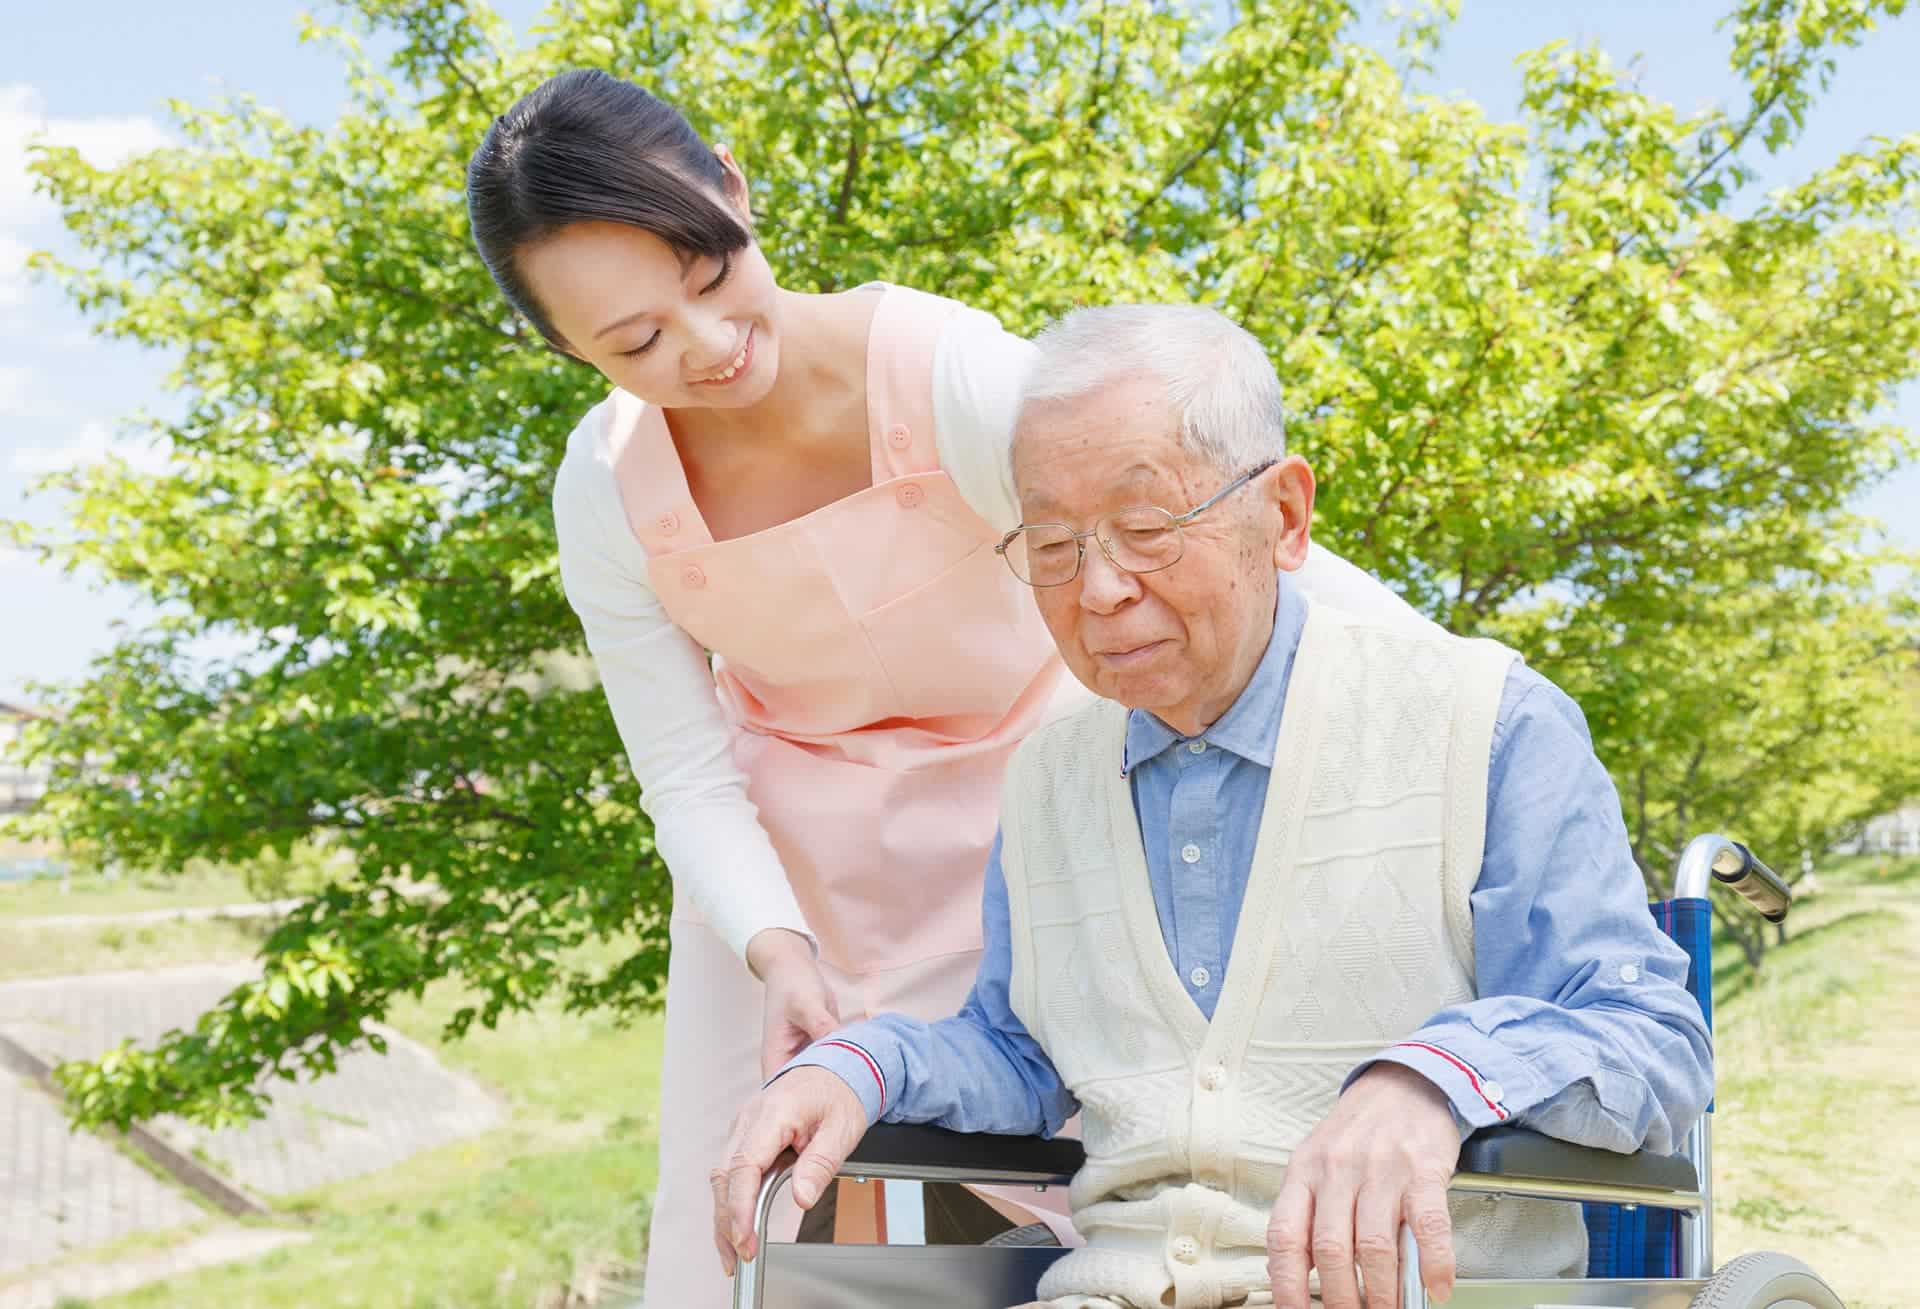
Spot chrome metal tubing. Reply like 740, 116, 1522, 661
1398, 1224, 1428, 1309
1447, 1171, 1702, 1210
828, 1159, 1070, 1186
1681, 1104, 1714, 1277
731, 1159, 794, 1309
1673, 832, 1791, 920
1672, 833, 1731, 1278
1673, 833, 1732, 901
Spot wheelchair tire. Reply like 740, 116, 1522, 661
1689, 1251, 1847, 1309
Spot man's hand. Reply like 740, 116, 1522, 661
712, 1066, 868, 1275
1267, 1062, 1462, 1309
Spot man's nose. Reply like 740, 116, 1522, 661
1078, 537, 1141, 613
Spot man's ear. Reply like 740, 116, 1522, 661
1267, 455, 1315, 572
713, 145, 754, 223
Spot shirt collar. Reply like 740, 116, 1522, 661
1121, 574, 1308, 775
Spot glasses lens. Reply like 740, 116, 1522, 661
1013, 525, 1081, 586
1099, 507, 1182, 573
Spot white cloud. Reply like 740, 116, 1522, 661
0, 363, 26, 414
11, 418, 173, 476
1, 84, 173, 227
0, 232, 28, 307
0, 85, 170, 343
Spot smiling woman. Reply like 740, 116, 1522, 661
464, 68, 1427, 1309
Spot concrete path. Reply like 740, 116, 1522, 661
0, 1227, 311, 1309
0, 1071, 203, 1277
16, 898, 306, 930
0, 963, 505, 1281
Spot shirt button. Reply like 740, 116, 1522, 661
1619, 963, 1641, 984
1189, 965, 1211, 989
655, 510, 680, 535
896, 481, 924, 509
680, 564, 707, 589
1200, 1065, 1227, 1091
887, 423, 912, 450
1187, 740, 1206, 755
1180, 842, 1201, 864
1481, 1081, 1505, 1105
1172, 1236, 1199, 1263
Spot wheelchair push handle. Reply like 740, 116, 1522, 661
1710, 841, 1792, 923
1675, 833, 1792, 923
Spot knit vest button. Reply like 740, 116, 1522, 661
656, 510, 680, 535
887, 423, 912, 450
681, 564, 707, 589
896, 481, 924, 509
1172, 1236, 1199, 1263
1200, 1064, 1226, 1091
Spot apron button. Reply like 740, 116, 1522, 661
896, 482, 924, 509
681, 564, 707, 589
887, 423, 912, 450
656, 511, 680, 535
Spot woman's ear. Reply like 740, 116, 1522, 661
713, 145, 754, 223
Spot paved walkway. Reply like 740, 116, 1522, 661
16, 898, 306, 930
0, 1228, 310, 1309
0, 963, 505, 1281
0, 1070, 203, 1277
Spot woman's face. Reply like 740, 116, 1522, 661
518, 190, 781, 410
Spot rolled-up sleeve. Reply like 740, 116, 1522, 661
1349, 670, 1714, 1155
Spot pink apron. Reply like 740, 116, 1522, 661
612, 285, 1061, 973
613, 286, 1070, 1307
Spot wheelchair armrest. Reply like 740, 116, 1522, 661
842, 1123, 1085, 1187
1457, 1125, 1697, 1193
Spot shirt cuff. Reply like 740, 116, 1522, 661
1346, 1036, 1540, 1138
772, 1036, 890, 1126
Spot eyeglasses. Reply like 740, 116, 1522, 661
994, 460, 1277, 588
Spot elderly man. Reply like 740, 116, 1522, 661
714, 305, 1713, 1309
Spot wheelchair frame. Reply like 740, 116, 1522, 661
732, 832, 1797, 1309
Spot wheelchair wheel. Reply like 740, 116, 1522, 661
1689, 1251, 1846, 1308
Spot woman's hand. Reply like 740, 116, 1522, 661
747, 928, 842, 1080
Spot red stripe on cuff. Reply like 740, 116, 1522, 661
1395, 1040, 1509, 1120
819, 1040, 886, 1101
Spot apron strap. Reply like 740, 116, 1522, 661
865, 285, 963, 482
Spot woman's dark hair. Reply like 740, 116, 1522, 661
467, 69, 753, 347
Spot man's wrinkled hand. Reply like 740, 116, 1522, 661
1266, 1062, 1462, 1309
712, 1066, 867, 1276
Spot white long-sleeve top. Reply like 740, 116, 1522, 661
552, 304, 1432, 961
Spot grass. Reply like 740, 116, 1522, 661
0, 845, 345, 920
1708, 852, 1920, 1309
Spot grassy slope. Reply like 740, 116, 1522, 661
1708, 854, 1920, 1309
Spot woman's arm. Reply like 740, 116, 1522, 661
551, 411, 812, 960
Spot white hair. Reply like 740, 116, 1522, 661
1013, 304, 1287, 474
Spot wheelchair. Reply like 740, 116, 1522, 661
732, 833, 1848, 1308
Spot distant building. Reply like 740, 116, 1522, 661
0, 700, 50, 815
1849, 804, 1920, 856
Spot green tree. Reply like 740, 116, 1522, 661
8, 0, 1916, 1128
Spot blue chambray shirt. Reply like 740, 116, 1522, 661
784, 576, 1713, 1154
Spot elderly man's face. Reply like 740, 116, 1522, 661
1013, 377, 1314, 735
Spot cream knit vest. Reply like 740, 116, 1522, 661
1002, 604, 1588, 1308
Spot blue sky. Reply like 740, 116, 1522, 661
1, 1, 1915, 703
